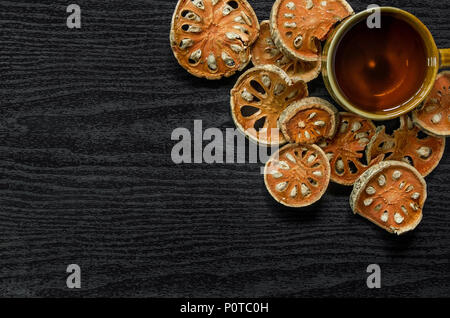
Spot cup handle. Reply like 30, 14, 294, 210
440, 48, 450, 68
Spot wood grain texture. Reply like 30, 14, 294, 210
0, 0, 449, 297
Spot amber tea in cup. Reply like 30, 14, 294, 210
333, 12, 428, 113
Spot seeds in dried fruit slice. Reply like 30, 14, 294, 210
264, 143, 330, 207
231, 65, 308, 145
366, 115, 445, 177
270, 0, 354, 61
413, 71, 450, 137
350, 161, 427, 235
251, 20, 321, 83
320, 112, 383, 186
170, 0, 260, 79
279, 97, 338, 144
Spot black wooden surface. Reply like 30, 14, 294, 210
0, 0, 449, 298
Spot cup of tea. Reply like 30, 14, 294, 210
322, 6, 450, 121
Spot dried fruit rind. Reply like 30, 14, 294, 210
366, 115, 445, 177
350, 161, 427, 235
279, 97, 338, 144
270, 0, 353, 61
170, 0, 260, 79
251, 20, 321, 82
413, 71, 450, 137
231, 65, 308, 145
320, 112, 383, 186
265, 143, 330, 207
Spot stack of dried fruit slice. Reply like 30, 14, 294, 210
251, 21, 321, 83
170, 0, 355, 84
270, 0, 354, 61
230, 65, 308, 145
251, 0, 354, 83
256, 78, 446, 234
347, 113, 446, 235
263, 97, 339, 207
169, 1, 448, 235
349, 74, 449, 234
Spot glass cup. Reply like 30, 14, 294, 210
322, 7, 450, 120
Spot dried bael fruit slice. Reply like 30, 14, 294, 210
350, 161, 427, 235
265, 143, 330, 207
366, 116, 445, 177
170, 0, 260, 79
413, 71, 450, 137
279, 97, 338, 144
251, 20, 321, 83
270, 0, 353, 61
231, 65, 308, 145
365, 125, 396, 163
320, 112, 383, 186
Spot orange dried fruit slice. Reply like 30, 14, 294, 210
279, 97, 339, 144
320, 112, 383, 186
251, 20, 321, 83
264, 143, 330, 207
270, 0, 354, 61
413, 71, 450, 137
231, 65, 308, 145
350, 161, 427, 235
366, 115, 445, 177
170, 0, 260, 79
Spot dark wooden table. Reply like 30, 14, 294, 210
0, 0, 449, 297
